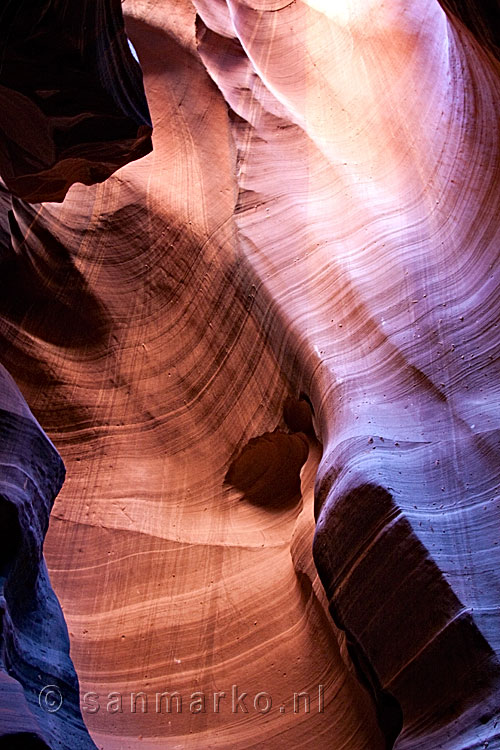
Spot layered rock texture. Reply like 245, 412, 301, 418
0, 364, 96, 749
1, 0, 499, 749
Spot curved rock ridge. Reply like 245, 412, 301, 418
0, 0, 499, 749
0, 0, 152, 203
194, 0, 500, 747
0, 364, 96, 749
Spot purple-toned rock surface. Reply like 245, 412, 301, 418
0, 364, 96, 749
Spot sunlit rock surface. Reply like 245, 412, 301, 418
0, 0, 499, 749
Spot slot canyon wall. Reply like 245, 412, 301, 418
0, 1, 499, 749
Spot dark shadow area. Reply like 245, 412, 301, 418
0, 497, 21, 579
283, 393, 315, 434
0, 201, 111, 349
313, 482, 500, 748
0, 0, 152, 202
225, 430, 308, 511
0, 734, 50, 749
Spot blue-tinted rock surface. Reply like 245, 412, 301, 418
0, 365, 96, 749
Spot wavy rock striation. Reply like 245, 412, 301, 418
194, 1, 500, 747
0, 0, 499, 749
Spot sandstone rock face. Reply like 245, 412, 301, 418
0, 364, 96, 749
0, 1, 499, 749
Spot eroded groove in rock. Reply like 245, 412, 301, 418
224, 430, 309, 509
0, 0, 152, 203
0, 365, 96, 749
